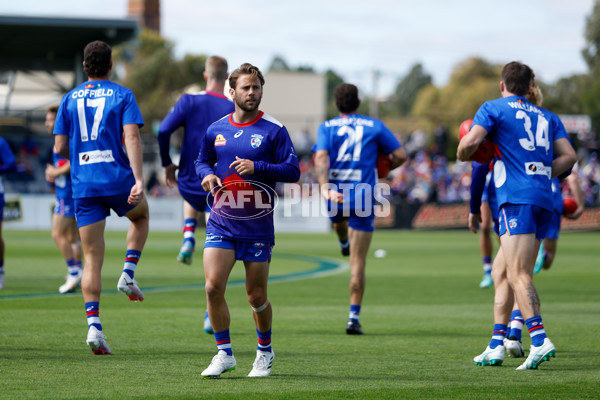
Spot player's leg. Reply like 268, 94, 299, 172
68, 218, 83, 268
504, 301, 525, 358
178, 201, 199, 264
116, 197, 149, 302
479, 201, 493, 288
78, 217, 111, 355
202, 245, 237, 377
244, 257, 274, 377
541, 238, 557, 271
53, 213, 83, 293
500, 204, 556, 369
202, 246, 237, 377
334, 219, 350, 256
474, 246, 511, 366
346, 226, 373, 335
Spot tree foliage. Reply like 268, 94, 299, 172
113, 29, 208, 133
582, 0, 600, 72
412, 57, 501, 137
393, 63, 432, 116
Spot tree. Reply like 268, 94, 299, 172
581, 0, 600, 130
582, 0, 600, 72
113, 30, 213, 133
393, 63, 432, 116
412, 57, 501, 143
268, 55, 291, 72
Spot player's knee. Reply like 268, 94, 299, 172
247, 288, 267, 307
204, 280, 226, 299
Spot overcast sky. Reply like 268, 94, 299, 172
1, 0, 596, 96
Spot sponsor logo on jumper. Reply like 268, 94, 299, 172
525, 162, 551, 178
79, 150, 115, 165
234, 130, 244, 138
215, 134, 227, 146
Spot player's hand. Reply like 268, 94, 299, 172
322, 188, 344, 204
229, 156, 254, 175
128, 181, 144, 205
564, 206, 584, 220
468, 213, 481, 234
202, 174, 222, 194
164, 163, 178, 187
45, 163, 57, 182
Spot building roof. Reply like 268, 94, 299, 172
0, 15, 138, 72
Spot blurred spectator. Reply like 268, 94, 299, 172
432, 123, 449, 157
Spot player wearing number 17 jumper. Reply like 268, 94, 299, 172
458, 61, 576, 370
54, 40, 149, 355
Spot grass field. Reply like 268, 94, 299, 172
1, 229, 599, 399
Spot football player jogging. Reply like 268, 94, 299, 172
458, 61, 576, 370
195, 63, 300, 377
0, 136, 16, 289
44, 105, 84, 294
158, 56, 234, 334
54, 40, 149, 355
314, 83, 406, 335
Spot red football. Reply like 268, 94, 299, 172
459, 119, 494, 164
563, 196, 577, 215
377, 152, 393, 178
459, 119, 473, 140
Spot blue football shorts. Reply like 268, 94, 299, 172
204, 233, 273, 262
544, 210, 561, 240
74, 193, 136, 228
498, 203, 552, 241
179, 187, 213, 213
328, 206, 375, 232
54, 196, 76, 218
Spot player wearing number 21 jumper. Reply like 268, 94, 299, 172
458, 61, 576, 370
54, 40, 150, 355
314, 83, 406, 336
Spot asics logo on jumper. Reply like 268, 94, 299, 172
234, 130, 244, 138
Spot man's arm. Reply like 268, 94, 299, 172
55, 135, 69, 159
551, 138, 577, 179
565, 171, 585, 219
389, 146, 407, 170
123, 123, 144, 205
314, 149, 342, 203
457, 125, 487, 161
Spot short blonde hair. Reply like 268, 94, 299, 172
205, 56, 228, 81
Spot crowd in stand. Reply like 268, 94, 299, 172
3, 128, 600, 208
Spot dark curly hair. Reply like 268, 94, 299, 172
334, 83, 360, 114
83, 41, 112, 78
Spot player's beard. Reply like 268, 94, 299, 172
234, 93, 262, 113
